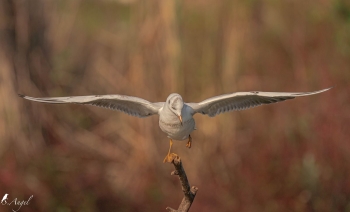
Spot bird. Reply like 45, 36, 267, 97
19, 87, 332, 162
1, 194, 8, 203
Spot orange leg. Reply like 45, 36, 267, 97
186, 135, 192, 148
163, 139, 173, 163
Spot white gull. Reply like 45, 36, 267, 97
19, 87, 332, 162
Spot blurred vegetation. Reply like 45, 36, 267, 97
0, 0, 350, 211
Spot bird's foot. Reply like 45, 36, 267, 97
163, 153, 178, 163
186, 135, 192, 148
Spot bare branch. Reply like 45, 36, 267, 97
166, 153, 198, 212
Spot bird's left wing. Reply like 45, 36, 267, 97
19, 94, 164, 118
187, 87, 332, 117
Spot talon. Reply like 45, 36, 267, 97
163, 139, 173, 163
186, 135, 192, 149
163, 153, 177, 163
163, 154, 170, 163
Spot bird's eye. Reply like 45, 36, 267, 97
172, 107, 175, 110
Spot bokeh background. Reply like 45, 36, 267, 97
0, 0, 349, 211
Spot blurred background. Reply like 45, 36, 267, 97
0, 0, 349, 211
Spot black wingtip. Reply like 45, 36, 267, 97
18, 94, 25, 98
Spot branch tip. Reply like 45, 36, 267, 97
171, 170, 179, 175
190, 186, 198, 194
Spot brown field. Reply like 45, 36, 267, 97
1, 0, 350, 211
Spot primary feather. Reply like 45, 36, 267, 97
18, 94, 163, 118
187, 87, 332, 117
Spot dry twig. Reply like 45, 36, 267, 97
166, 153, 198, 212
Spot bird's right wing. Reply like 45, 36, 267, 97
19, 94, 164, 118
187, 87, 332, 117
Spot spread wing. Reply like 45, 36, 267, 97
19, 94, 164, 118
187, 87, 332, 117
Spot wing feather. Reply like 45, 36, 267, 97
187, 87, 332, 117
18, 94, 163, 118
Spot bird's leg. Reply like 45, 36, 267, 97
163, 139, 174, 163
186, 134, 192, 148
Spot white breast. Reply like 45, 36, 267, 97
158, 104, 196, 141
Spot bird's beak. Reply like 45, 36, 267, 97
178, 115, 183, 126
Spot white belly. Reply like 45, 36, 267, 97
159, 118, 195, 140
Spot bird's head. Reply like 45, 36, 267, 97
166, 93, 184, 125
